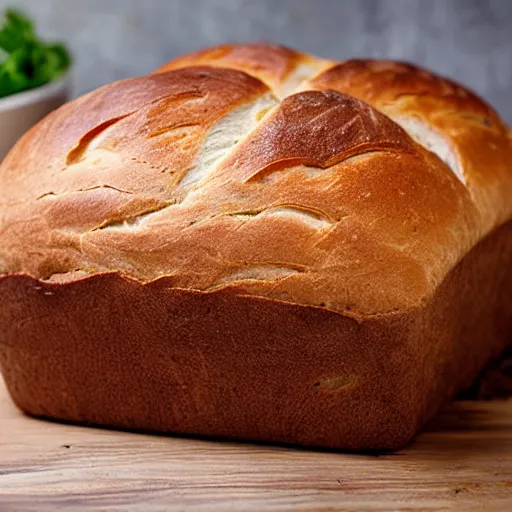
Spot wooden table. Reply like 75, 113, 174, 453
1, 376, 512, 511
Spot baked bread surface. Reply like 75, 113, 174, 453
0, 43, 511, 450
1, 42, 511, 315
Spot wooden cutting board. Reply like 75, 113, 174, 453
1, 376, 512, 512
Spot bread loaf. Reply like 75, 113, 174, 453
1, 43, 511, 450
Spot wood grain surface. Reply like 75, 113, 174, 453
1, 376, 512, 512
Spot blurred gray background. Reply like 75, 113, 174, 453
3, 0, 512, 123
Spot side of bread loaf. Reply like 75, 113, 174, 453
1, 221, 511, 449
0, 43, 511, 449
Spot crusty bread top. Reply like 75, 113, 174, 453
1, 43, 511, 316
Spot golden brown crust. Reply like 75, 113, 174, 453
0, 66, 270, 205
2, 44, 509, 316
154, 42, 331, 97
1, 221, 511, 450
0, 43, 511, 449
308, 59, 512, 228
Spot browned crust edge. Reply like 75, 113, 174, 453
1, 221, 511, 451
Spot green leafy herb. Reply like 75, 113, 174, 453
0, 8, 71, 98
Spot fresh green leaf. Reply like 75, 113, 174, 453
0, 8, 71, 98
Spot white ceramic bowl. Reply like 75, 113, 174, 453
0, 75, 70, 161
